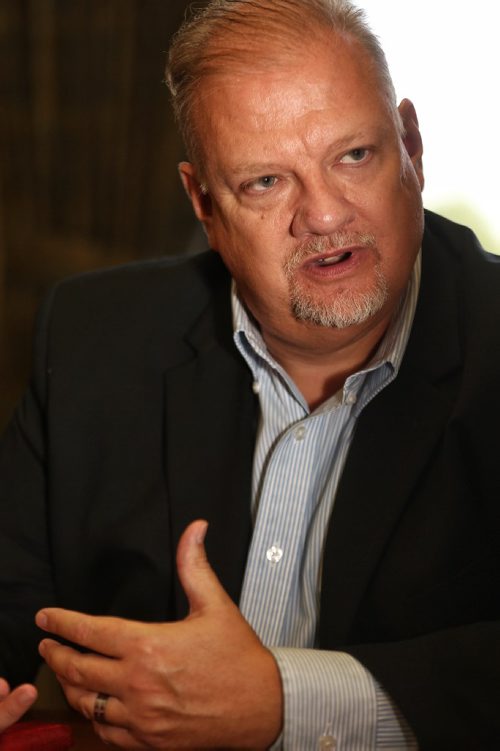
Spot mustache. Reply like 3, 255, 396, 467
284, 231, 376, 275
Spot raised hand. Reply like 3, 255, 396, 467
37, 520, 283, 749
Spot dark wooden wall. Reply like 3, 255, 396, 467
0, 0, 200, 428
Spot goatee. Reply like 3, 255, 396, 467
284, 231, 388, 329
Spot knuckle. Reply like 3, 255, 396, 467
136, 725, 170, 749
127, 698, 168, 734
131, 633, 156, 659
72, 619, 93, 645
65, 660, 83, 685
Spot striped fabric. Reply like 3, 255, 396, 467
233, 255, 421, 750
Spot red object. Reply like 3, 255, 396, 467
0, 721, 73, 750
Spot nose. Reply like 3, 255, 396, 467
291, 175, 353, 238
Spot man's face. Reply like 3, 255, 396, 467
181, 34, 424, 352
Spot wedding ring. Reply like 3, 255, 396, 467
93, 692, 110, 724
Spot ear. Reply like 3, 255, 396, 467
398, 99, 424, 191
178, 161, 214, 230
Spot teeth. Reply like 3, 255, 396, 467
317, 252, 351, 266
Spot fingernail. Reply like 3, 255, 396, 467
196, 520, 208, 545
36, 611, 48, 629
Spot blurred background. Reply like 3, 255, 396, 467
0, 0, 197, 428
362, 0, 500, 254
1, 0, 499, 430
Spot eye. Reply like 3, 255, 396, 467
242, 175, 278, 193
339, 148, 370, 164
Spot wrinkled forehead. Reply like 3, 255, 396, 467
194, 22, 364, 89
190, 32, 389, 158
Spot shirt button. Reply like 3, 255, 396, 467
318, 734, 337, 749
319, 723, 336, 748
293, 424, 306, 441
252, 380, 261, 394
266, 545, 283, 564
345, 391, 357, 405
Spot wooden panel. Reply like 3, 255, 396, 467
0, 0, 199, 427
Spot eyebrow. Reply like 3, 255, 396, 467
228, 162, 286, 177
226, 126, 391, 178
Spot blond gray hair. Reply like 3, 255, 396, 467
166, 0, 400, 169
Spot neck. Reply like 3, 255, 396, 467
262, 313, 392, 410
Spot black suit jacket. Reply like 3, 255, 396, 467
0, 211, 499, 749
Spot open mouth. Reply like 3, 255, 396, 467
315, 251, 352, 267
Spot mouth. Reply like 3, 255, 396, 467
314, 251, 352, 267
284, 231, 377, 282
301, 248, 358, 273
290, 246, 366, 282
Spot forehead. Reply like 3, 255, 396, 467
192, 35, 394, 170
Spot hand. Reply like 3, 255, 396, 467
0, 678, 37, 733
36, 520, 283, 749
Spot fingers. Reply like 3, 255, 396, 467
0, 683, 38, 732
0, 678, 9, 700
38, 639, 124, 698
176, 519, 233, 614
36, 608, 138, 657
59, 684, 168, 750
59, 682, 130, 730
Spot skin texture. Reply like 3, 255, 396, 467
0, 680, 37, 732
31, 31, 425, 750
180, 34, 424, 407
37, 521, 282, 749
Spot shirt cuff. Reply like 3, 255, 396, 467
269, 647, 418, 750
270, 647, 376, 749
375, 682, 418, 749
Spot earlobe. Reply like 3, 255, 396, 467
178, 161, 213, 223
398, 99, 425, 190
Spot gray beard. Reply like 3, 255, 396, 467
289, 265, 388, 328
284, 232, 388, 329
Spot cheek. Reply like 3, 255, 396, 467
361, 168, 422, 234
217, 214, 286, 268
341, 171, 396, 219
221, 238, 289, 305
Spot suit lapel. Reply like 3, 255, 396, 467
163, 271, 257, 618
319, 226, 463, 646
160, 219, 466, 635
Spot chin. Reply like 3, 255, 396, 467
289, 271, 389, 329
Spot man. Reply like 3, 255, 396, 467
0, 0, 499, 748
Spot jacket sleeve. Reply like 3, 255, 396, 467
0, 291, 56, 685
347, 618, 500, 750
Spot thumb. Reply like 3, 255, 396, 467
176, 520, 230, 615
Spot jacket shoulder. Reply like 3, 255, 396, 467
48, 251, 228, 319
424, 209, 500, 269
39, 251, 229, 339
33, 251, 232, 379
423, 210, 500, 313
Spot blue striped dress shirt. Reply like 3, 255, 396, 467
232, 255, 421, 750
